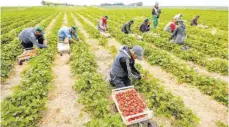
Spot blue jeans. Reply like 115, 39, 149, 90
59, 37, 65, 42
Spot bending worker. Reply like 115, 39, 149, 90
140, 19, 151, 33
121, 20, 134, 34
169, 20, 186, 45
110, 45, 143, 88
190, 15, 200, 26
164, 20, 177, 33
98, 16, 108, 32
58, 26, 77, 43
19, 26, 47, 49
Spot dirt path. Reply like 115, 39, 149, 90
73, 13, 173, 127
63, 13, 68, 26
137, 60, 228, 127
38, 13, 90, 127
77, 14, 228, 127
1, 14, 59, 102
1, 63, 27, 101
187, 61, 228, 82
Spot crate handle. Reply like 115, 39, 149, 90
112, 86, 134, 92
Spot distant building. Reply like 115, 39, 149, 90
100, 3, 125, 6
129, 2, 143, 6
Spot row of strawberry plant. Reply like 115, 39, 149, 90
74, 12, 200, 127
80, 12, 228, 106
87, 9, 227, 61
72, 13, 109, 45
86, 12, 228, 75
1, 13, 47, 35
1, 13, 57, 83
1, 13, 55, 45
1, 13, 63, 127
142, 32, 228, 75
1, 11, 31, 28
69, 13, 125, 127
127, 16, 227, 60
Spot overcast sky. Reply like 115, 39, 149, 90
1, 0, 228, 6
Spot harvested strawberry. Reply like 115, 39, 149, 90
115, 89, 146, 121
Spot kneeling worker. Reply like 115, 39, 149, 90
169, 20, 186, 45
140, 19, 151, 33
110, 45, 143, 88
121, 20, 134, 34
190, 15, 200, 26
19, 26, 47, 49
98, 16, 108, 32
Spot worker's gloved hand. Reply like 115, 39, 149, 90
137, 74, 142, 80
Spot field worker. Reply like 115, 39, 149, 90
190, 15, 200, 26
121, 20, 134, 34
19, 26, 47, 49
173, 14, 183, 21
109, 45, 143, 88
169, 20, 186, 45
98, 16, 108, 32
58, 26, 77, 43
140, 18, 151, 33
164, 20, 178, 33
152, 2, 161, 28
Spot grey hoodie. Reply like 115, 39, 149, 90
171, 24, 186, 44
19, 27, 47, 48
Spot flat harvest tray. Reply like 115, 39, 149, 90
18, 49, 36, 60
58, 42, 70, 53
111, 86, 153, 125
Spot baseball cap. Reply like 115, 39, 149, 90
132, 45, 144, 60
35, 26, 45, 35
71, 26, 77, 37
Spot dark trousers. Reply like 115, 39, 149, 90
110, 73, 131, 88
59, 37, 71, 43
21, 41, 33, 49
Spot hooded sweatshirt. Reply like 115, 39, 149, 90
140, 19, 150, 32
111, 46, 139, 79
171, 23, 186, 44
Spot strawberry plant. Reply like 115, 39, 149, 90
1, 12, 57, 83
1, 12, 64, 127
80, 11, 228, 105
76, 11, 200, 127
70, 13, 124, 126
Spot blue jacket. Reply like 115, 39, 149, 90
58, 26, 76, 39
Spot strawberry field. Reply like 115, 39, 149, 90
1, 7, 228, 127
